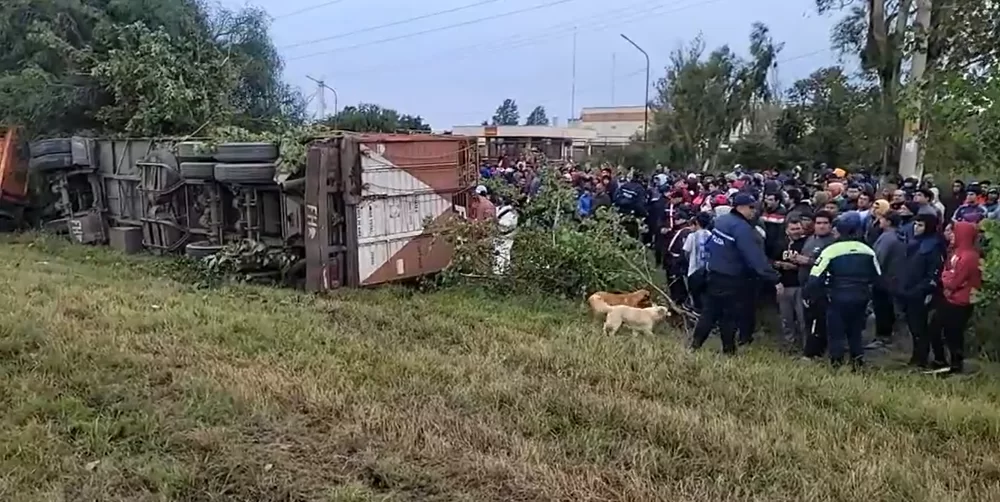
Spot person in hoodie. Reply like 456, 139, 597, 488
805, 212, 881, 368
900, 212, 947, 368
925, 221, 982, 375
576, 183, 595, 218
868, 210, 907, 350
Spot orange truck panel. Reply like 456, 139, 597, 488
0, 127, 28, 201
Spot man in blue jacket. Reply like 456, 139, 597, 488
804, 212, 881, 368
691, 193, 780, 355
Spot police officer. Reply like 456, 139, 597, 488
691, 193, 780, 354
804, 212, 881, 368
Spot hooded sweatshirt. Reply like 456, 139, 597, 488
941, 222, 982, 306
873, 225, 907, 294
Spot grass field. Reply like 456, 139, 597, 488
1, 234, 999, 501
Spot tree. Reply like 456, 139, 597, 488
491, 99, 520, 125
525, 106, 549, 126
815, 0, 915, 171
745, 22, 784, 134
649, 37, 751, 170
777, 66, 883, 168
322, 103, 431, 133
0, 0, 302, 137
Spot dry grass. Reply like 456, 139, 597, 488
0, 234, 999, 501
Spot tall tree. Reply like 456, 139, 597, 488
649, 37, 750, 170
745, 22, 784, 134
491, 99, 520, 125
524, 106, 549, 126
815, 0, 914, 172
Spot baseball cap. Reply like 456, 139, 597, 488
732, 193, 756, 207
475, 185, 488, 195
834, 211, 862, 235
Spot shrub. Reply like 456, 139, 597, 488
972, 220, 1000, 359
429, 167, 652, 298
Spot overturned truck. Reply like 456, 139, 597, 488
30, 133, 477, 291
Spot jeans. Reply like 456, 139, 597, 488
827, 300, 869, 366
777, 286, 806, 348
927, 301, 974, 372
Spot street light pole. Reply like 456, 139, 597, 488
620, 34, 650, 142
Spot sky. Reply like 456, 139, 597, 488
222, 0, 845, 130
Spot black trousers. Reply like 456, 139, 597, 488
927, 301, 974, 372
903, 297, 945, 367
827, 300, 869, 366
691, 273, 750, 354
803, 299, 828, 358
871, 287, 896, 342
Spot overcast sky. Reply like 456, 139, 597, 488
225, 0, 843, 130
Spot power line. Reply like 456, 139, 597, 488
325, 0, 712, 78
287, 0, 579, 61
441, 48, 833, 121
281, 0, 500, 50
272, 0, 347, 21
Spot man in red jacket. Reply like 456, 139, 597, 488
926, 221, 982, 375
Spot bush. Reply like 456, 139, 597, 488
972, 220, 1000, 359
429, 167, 653, 298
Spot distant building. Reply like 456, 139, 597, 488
451, 106, 650, 161
569, 106, 648, 145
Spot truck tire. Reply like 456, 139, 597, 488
213, 142, 278, 163
29, 138, 72, 158
185, 241, 223, 259
28, 153, 74, 172
175, 141, 214, 161
214, 163, 276, 184
179, 162, 216, 180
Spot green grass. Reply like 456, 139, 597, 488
1, 234, 999, 501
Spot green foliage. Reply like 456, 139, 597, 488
0, 0, 302, 138
524, 105, 549, 126
430, 167, 650, 298
649, 35, 753, 171
491, 99, 520, 126
321, 103, 431, 133
206, 123, 333, 175
972, 221, 1000, 359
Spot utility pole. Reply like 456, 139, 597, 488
305, 75, 339, 121
611, 52, 616, 105
620, 33, 650, 142
570, 27, 577, 121
899, 0, 932, 179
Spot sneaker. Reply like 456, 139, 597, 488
864, 340, 887, 350
923, 367, 952, 376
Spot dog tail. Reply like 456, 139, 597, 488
587, 294, 612, 314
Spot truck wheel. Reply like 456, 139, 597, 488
213, 143, 278, 163
175, 141, 215, 161
213, 163, 276, 184
185, 241, 223, 259
29, 138, 72, 158
28, 153, 74, 172
179, 162, 216, 180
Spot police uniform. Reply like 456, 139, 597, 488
804, 212, 881, 367
691, 194, 780, 354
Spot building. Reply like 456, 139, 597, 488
569, 106, 648, 145
449, 124, 598, 160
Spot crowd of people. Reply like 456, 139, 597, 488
474, 152, 992, 375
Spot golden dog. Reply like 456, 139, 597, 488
586, 289, 652, 314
